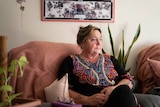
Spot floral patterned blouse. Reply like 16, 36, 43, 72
58, 54, 134, 96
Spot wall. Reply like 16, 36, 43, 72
0, 0, 160, 75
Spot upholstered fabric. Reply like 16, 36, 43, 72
136, 44, 160, 93
135, 93, 160, 107
147, 58, 160, 86
8, 41, 81, 102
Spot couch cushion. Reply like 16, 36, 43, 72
136, 44, 160, 93
8, 41, 81, 102
135, 93, 160, 107
147, 58, 160, 86
44, 73, 70, 102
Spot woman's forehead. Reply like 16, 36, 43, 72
89, 30, 102, 38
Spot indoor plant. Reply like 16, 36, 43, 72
103, 24, 141, 72
0, 56, 29, 107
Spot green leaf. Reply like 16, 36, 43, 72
0, 102, 6, 107
117, 50, 122, 65
16, 56, 28, 77
18, 56, 29, 68
0, 85, 13, 92
124, 24, 141, 65
8, 92, 22, 101
8, 56, 29, 77
108, 24, 115, 56
122, 30, 125, 59
8, 60, 17, 72
0, 67, 5, 75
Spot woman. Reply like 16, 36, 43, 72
58, 25, 138, 107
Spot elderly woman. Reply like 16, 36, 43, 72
58, 25, 138, 107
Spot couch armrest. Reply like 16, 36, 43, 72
135, 93, 160, 107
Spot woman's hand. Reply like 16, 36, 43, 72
117, 78, 133, 89
84, 93, 106, 107
87, 86, 117, 106
100, 86, 116, 102
69, 89, 106, 107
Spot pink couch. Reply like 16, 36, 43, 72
8, 41, 81, 102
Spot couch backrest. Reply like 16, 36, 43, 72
8, 41, 81, 102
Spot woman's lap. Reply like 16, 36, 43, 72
104, 85, 137, 107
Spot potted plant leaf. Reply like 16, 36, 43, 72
103, 24, 141, 72
0, 56, 29, 107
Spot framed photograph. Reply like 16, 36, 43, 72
41, 0, 115, 22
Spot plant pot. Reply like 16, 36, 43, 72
12, 98, 41, 107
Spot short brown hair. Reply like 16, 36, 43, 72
77, 25, 101, 45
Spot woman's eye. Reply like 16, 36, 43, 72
90, 38, 102, 42
91, 38, 97, 42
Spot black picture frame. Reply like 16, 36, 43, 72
41, 0, 115, 22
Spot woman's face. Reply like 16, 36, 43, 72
81, 30, 102, 55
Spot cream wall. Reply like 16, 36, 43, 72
0, 0, 160, 75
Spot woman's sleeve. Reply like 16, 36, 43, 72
110, 56, 135, 89
57, 56, 73, 80
110, 55, 126, 75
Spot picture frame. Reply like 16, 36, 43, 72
41, 0, 115, 22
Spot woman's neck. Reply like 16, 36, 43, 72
80, 52, 100, 63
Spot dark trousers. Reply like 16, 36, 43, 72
105, 85, 137, 107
